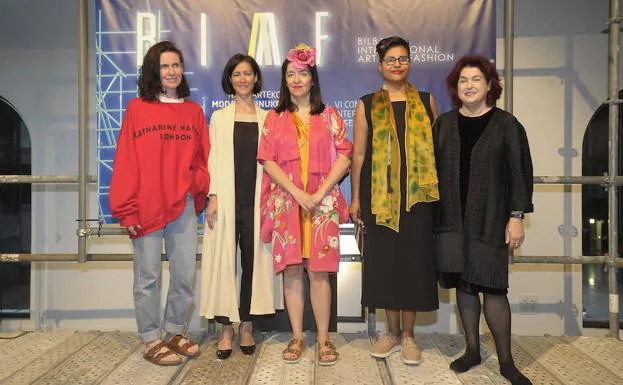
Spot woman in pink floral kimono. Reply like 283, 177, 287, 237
257, 43, 353, 366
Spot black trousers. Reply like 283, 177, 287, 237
215, 202, 255, 324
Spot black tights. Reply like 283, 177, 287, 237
451, 288, 532, 385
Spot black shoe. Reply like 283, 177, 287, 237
217, 324, 234, 360
239, 322, 255, 355
240, 344, 256, 355
216, 348, 232, 360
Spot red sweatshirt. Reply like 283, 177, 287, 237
109, 98, 211, 238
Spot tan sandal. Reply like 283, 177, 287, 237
318, 340, 339, 366
167, 334, 201, 358
283, 338, 306, 364
143, 341, 182, 366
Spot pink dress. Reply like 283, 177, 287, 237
257, 107, 353, 273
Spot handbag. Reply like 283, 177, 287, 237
354, 218, 365, 258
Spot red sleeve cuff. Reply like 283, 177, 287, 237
119, 214, 140, 228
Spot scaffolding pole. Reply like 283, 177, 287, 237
0, 253, 202, 262
505, 0, 515, 266
607, 0, 621, 340
533, 176, 623, 185
0, 175, 97, 183
504, 0, 514, 114
87, 225, 204, 236
77, 0, 89, 264
3, 175, 621, 185
3, 253, 623, 265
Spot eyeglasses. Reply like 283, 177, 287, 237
382, 56, 411, 65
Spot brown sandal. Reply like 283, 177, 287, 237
143, 341, 182, 366
167, 335, 201, 358
283, 338, 306, 363
318, 341, 339, 366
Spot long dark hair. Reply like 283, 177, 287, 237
137, 41, 190, 101
274, 59, 325, 115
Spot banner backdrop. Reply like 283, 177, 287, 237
96, 0, 495, 223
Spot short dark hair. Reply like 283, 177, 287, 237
275, 59, 325, 115
446, 54, 502, 108
137, 40, 190, 101
221, 54, 262, 95
376, 36, 410, 61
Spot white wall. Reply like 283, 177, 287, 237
499, 0, 609, 336
0, 0, 617, 335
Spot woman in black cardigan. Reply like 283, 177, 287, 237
433, 54, 533, 385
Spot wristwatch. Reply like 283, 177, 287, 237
510, 211, 525, 220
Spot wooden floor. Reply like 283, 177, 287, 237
1, 331, 622, 384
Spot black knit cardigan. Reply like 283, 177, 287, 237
432, 108, 534, 283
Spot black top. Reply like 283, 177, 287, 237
458, 108, 495, 217
233, 121, 258, 204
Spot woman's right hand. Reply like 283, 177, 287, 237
293, 189, 317, 212
206, 196, 217, 229
127, 224, 141, 236
349, 199, 360, 223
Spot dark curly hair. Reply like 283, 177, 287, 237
221, 54, 263, 96
137, 41, 190, 101
446, 54, 502, 108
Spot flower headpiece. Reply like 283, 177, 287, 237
286, 43, 316, 69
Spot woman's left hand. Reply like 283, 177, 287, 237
310, 190, 324, 209
505, 218, 525, 249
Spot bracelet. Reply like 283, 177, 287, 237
510, 211, 524, 220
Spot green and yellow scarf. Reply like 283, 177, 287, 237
370, 83, 439, 232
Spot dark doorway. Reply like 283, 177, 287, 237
581, 90, 623, 326
0, 95, 31, 319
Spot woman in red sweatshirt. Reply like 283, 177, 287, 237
109, 40, 210, 366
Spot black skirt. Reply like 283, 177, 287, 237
361, 203, 439, 311
438, 273, 508, 295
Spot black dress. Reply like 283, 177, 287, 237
233, 120, 257, 322
438, 109, 508, 295
359, 92, 439, 311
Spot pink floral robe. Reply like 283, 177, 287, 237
257, 107, 353, 273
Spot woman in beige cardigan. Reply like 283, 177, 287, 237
200, 54, 282, 359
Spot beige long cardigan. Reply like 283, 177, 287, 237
199, 102, 283, 322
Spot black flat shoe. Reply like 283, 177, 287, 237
217, 324, 234, 360
216, 348, 232, 360
240, 344, 256, 355
238, 322, 256, 355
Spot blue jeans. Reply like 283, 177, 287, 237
131, 194, 198, 342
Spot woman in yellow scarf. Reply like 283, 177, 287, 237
350, 36, 439, 366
